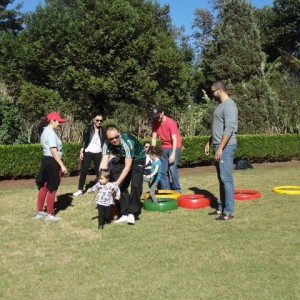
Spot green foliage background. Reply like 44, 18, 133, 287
1, 134, 299, 178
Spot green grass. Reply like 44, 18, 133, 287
1, 166, 299, 299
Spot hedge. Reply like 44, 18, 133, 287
1, 134, 299, 179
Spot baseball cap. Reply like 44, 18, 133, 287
47, 112, 66, 123
152, 105, 163, 119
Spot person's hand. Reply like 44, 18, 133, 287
87, 188, 92, 193
79, 152, 84, 161
146, 175, 151, 179
214, 148, 223, 161
205, 142, 210, 156
61, 166, 68, 174
169, 154, 175, 164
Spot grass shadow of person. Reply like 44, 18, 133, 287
188, 187, 219, 209
54, 193, 74, 214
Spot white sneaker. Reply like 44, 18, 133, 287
34, 211, 46, 219
45, 214, 61, 221
114, 215, 128, 223
127, 214, 135, 225
73, 190, 83, 196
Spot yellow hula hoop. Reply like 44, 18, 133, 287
144, 190, 181, 200
272, 186, 300, 195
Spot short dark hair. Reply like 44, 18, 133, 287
148, 146, 163, 157
99, 169, 110, 180
211, 81, 226, 91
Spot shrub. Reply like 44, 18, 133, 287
0, 134, 299, 179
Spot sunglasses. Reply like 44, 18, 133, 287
108, 135, 120, 142
95, 119, 103, 123
144, 146, 150, 148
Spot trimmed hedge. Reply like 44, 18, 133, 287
1, 134, 299, 179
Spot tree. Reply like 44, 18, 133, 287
255, 0, 300, 62
0, 0, 192, 136
195, 0, 279, 133
0, 0, 23, 34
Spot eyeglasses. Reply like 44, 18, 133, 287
108, 135, 120, 142
144, 146, 150, 148
211, 89, 218, 93
95, 119, 103, 123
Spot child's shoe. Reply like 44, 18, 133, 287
34, 211, 46, 219
45, 214, 61, 221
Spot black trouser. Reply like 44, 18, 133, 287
78, 152, 102, 190
97, 204, 112, 227
110, 158, 145, 217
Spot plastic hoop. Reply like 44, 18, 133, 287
143, 190, 181, 200
177, 194, 210, 209
143, 198, 178, 212
234, 190, 261, 200
272, 186, 300, 195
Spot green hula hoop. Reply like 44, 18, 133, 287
143, 198, 178, 212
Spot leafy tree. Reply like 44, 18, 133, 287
255, 0, 300, 61
0, 0, 23, 34
0, 0, 192, 134
194, 0, 279, 133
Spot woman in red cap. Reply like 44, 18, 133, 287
35, 112, 68, 221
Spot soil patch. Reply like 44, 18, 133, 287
0, 160, 299, 189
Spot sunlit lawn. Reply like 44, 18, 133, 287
0, 165, 299, 299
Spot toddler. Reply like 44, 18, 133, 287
87, 169, 120, 229
143, 146, 163, 202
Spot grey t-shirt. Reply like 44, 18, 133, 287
212, 98, 238, 145
41, 127, 63, 157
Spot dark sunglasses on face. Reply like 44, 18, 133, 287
108, 135, 120, 142
95, 119, 103, 123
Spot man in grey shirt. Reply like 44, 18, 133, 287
205, 81, 238, 220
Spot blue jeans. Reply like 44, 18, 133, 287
159, 148, 181, 192
214, 144, 237, 215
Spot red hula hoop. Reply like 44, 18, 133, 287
234, 190, 261, 200
178, 194, 211, 209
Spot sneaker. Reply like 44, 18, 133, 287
208, 210, 223, 216
114, 215, 128, 223
216, 214, 234, 221
45, 214, 61, 221
34, 211, 46, 219
73, 190, 83, 196
127, 214, 135, 225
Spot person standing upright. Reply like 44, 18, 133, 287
73, 114, 105, 196
151, 106, 182, 192
35, 112, 68, 221
205, 81, 238, 220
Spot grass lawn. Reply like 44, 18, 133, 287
1, 165, 299, 299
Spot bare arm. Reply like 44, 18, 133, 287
169, 134, 177, 164
99, 154, 110, 170
115, 157, 132, 186
151, 132, 157, 146
50, 147, 67, 173
205, 136, 212, 156
146, 164, 159, 179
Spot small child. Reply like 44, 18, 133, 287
143, 146, 163, 203
87, 169, 120, 229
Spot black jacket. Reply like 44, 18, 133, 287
81, 124, 105, 150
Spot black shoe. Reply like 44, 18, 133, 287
208, 210, 223, 216
216, 214, 234, 221
98, 225, 104, 230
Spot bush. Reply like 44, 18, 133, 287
0, 134, 299, 179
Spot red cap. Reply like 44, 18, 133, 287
47, 112, 66, 123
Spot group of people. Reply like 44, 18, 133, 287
35, 80, 238, 228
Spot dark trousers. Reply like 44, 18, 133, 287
97, 204, 112, 227
110, 158, 145, 217
78, 152, 102, 190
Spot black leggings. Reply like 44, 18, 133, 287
78, 152, 102, 190
97, 204, 112, 227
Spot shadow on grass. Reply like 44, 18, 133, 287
54, 193, 74, 214
188, 187, 219, 209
